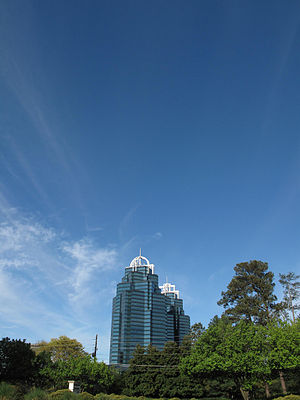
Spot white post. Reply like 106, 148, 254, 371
68, 381, 75, 392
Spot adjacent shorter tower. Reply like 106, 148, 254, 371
109, 253, 190, 366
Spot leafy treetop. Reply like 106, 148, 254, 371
218, 260, 280, 324
32, 336, 87, 362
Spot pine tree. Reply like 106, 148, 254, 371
218, 260, 280, 324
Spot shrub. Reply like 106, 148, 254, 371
78, 393, 94, 400
198, 398, 230, 400
94, 394, 110, 400
108, 396, 127, 400
48, 389, 78, 399
0, 382, 17, 400
272, 396, 300, 400
96, 395, 128, 400
94, 395, 106, 400
95, 396, 140, 400
24, 388, 48, 400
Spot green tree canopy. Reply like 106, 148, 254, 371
33, 336, 87, 362
218, 260, 280, 324
0, 337, 35, 385
180, 318, 269, 400
189, 322, 206, 345
266, 319, 300, 394
123, 343, 204, 398
267, 320, 300, 372
40, 354, 115, 394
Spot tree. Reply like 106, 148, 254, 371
156, 341, 203, 399
0, 337, 35, 385
40, 354, 115, 394
32, 351, 53, 388
266, 320, 300, 394
180, 319, 269, 400
218, 260, 280, 325
279, 272, 300, 322
189, 322, 205, 345
32, 336, 87, 362
180, 322, 205, 356
123, 344, 161, 397
123, 343, 204, 398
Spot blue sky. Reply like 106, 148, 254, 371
1, 0, 300, 361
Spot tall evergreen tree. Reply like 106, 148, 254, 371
218, 260, 280, 324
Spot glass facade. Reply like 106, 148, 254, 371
109, 255, 190, 366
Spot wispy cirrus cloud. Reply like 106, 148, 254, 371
0, 2, 88, 216
62, 239, 116, 306
0, 206, 117, 358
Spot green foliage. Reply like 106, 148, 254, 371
201, 376, 239, 399
266, 320, 300, 374
217, 260, 280, 324
33, 337, 87, 362
182, 322, 206, 349
78, 392, 94, 399
24, 387, 48, 400
48, 389, 78, 399
0, 382, 17, 400
272, 396, 300, 400
284, 368, 300, 395
94, 395, 132, 400
180, 318, 270, 391
123, 342, 204, 398
196, 398, 230, 400
181, 316, 300, 398
33, 351, 53, 389
0, 338, 35, 385
94, 394, 110, 400
40, 355, 115, 394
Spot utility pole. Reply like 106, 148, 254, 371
92, 334, 98, 359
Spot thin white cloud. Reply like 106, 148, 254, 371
0, 4, 87, 214
4, 138, 54, 210
62, 239, 116, 305
0, 205, 117, 357
118, 204, 140, 242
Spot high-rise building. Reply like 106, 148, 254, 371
109, 253, 190, 366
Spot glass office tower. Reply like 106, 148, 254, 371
109, 254, 190, 366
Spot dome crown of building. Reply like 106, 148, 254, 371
126, 250, 155, 273
130, 255, 150, 268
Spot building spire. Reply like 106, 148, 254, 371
139, 248, 142, 257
